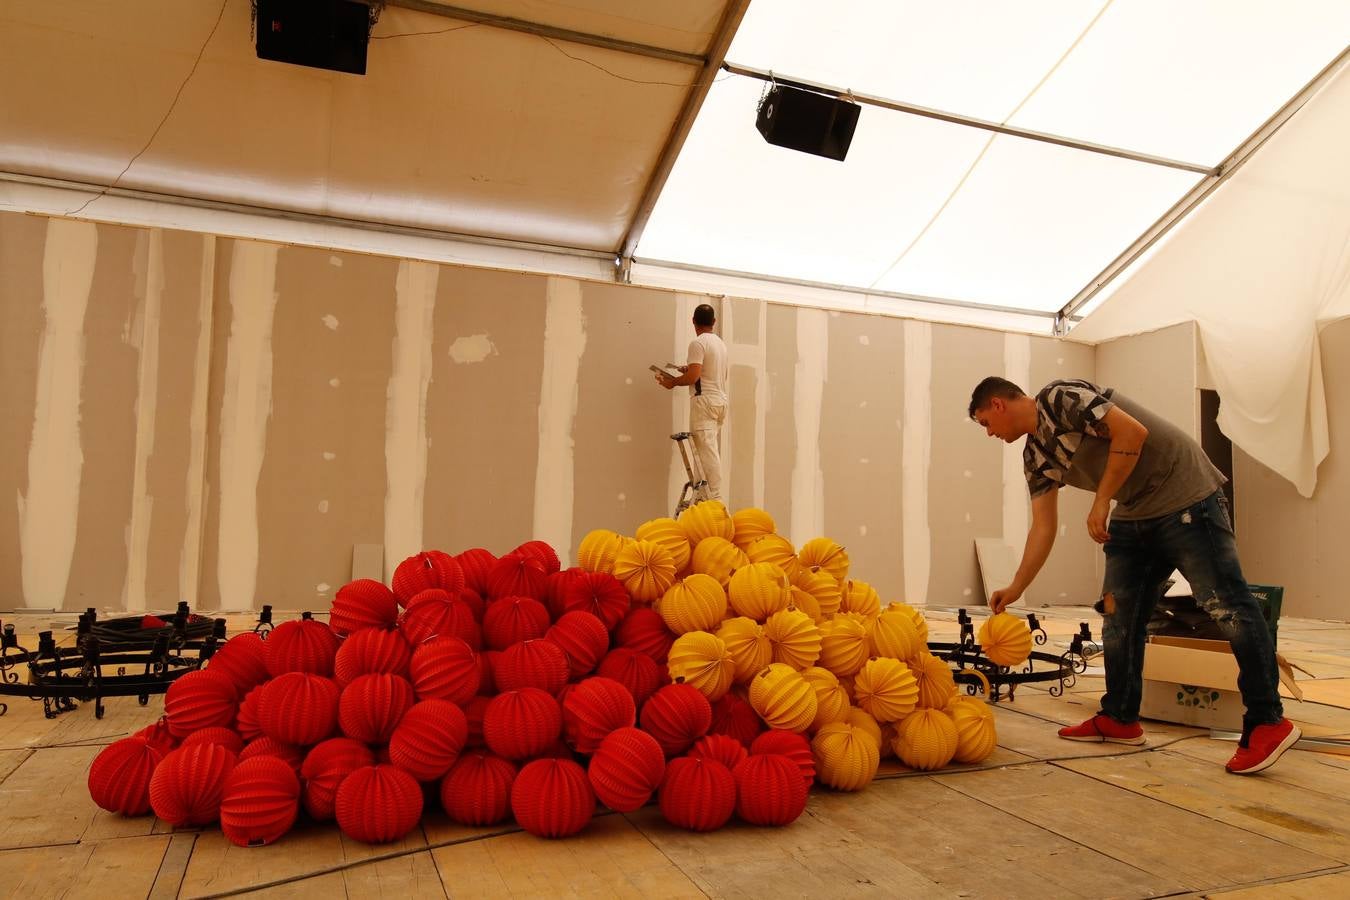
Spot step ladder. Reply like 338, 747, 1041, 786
671, 432, 711, 518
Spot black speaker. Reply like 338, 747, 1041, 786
755, 85, 860, 161
255, 0, 371, 75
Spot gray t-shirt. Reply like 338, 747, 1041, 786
1023, 380, 1225, 520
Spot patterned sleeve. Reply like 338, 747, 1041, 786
1038, 380, 1114, 439
1024, 445, 1057, 499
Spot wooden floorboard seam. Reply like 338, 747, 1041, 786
619, 812, 714, 900
1153, 861, 1350, 899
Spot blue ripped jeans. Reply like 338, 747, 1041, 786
1099, 490, 1283, 731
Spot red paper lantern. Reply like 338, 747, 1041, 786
181, 726, 244, 755
150, 743, 237, 826
408, 636, 480, 704
559, 570, 630, 630
546, 611, 610, 680
206, 632, 270, 692
335, 764, 424, 844
640, 683, 713, 757
596, 648, 663, 708
301, 737, 376, 821
134, 718, 179, 754
454, 548, 497, 598
239, 735, 306, 771
494, 639, 569, 695
709, 692, 765, 748
486, 552, 549, 601
750, 730, 816, 784
236, 686, 264, 742
388, 699, 468, 782
264, 617, 339, 678
481, 596, 550, 651
399, 588, 482, 649
614, 607, 674, 663
511, 758, 594, 838
689, 733, 748, 771
88, 737, 164, 815
734, 753, 808, 826
513, 540, 562, 575
330, 579, 398, 636
482, 688, 561, 760
659, 756, 736, 832
258, 672, 340, 746
478, 650, 499, 695
392, 550, 464, 605
219, 756, 301, 847
542, 569, 571, 621
440, 752, 515, 826
562, 676, 636, 753
462, 695, 489, 748
458, 587, 486, 622
164, 669, 237, 738
587, 726, 665, 813
334, 626, 412, 688
339, 673, 415, 744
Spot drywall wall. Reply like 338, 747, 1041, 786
1095, 321, 1199, 439
2, 209, 1099, 613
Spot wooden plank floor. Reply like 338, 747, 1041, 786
1, 607, 1348, 899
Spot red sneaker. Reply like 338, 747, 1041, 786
1057, 715, 1146, 745
1226, 719, 1301, 775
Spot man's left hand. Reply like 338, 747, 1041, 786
655, 372, 675, 390
1086, 499, 1111, 544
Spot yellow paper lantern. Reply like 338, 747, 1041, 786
797, 537, 849, 583
658, 574, 728, 635
727, 562, 791, 622
576, 529, 627, 575
893, 708, 958, 770
635, 517, 692, 573
793, 567, 842, 618
730, 507, 776, 550
948, 696, 998, 764
812, 723, 879, 791
667, 631, 735, 701
690, 537, 747, 588
745, 534, 803, 582
678, 499, 735, 545
909, 652, 958, 709
978, 613, 1034, 668
786, 585, 822, 623
868, 609, 922, 661
748, 663, 818, 733
879, 722, 898, 759
843, 706, 883, 749
763, 608, 822, 669
716, 616, 774, 683
800, 667, 851, 731
613, 539, 677, 604
840, 579, 881, 618
852, 657, 919, 723
885, 601, 929, 643
817, 615, 871, 678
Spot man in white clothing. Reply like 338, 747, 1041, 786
656, 303, 729, 501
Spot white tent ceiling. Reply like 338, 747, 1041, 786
1, 0, 1348, 326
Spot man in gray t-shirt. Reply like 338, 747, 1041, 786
968, 377, 1298, 776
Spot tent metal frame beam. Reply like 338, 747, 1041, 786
722, 63, 1216, 176
615, 0, 752, 280
1055, 45, 1350, 335
1, 170, 613, 261
384, 1, 706, 67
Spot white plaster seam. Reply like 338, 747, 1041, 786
384, 259, 439, 581
217, 241, 280, 611
535, 277, 586, 565
19, 218, 96, 609
789, 307, 828, 545
902, 320, 933, 605
123, 229, 164, 612
180, 235, 215, 608
669, 293, 700, 512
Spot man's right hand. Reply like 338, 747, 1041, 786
990, 586, 1022, 614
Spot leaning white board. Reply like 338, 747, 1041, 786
974, 537, 1025, 608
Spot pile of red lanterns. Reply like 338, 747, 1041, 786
86, 533, 816, 846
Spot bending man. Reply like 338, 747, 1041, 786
969, 376, 1297, 775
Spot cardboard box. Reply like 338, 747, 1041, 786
1140, 635, 1300, 731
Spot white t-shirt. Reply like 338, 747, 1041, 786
687, 332, 728, 403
